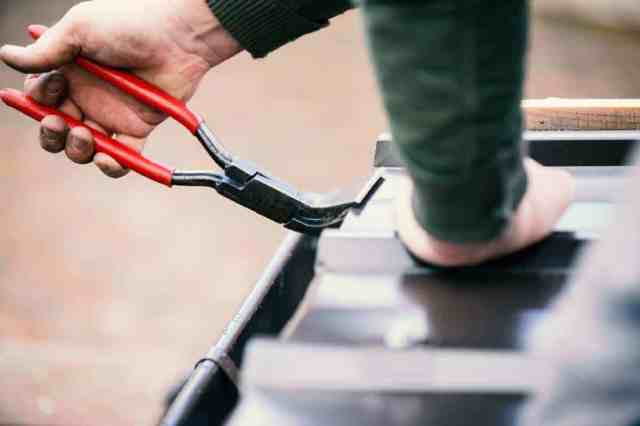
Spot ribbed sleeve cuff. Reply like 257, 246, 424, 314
411, 156, 528, 243
207, 0, 329, 58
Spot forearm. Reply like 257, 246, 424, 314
361, 1, 529, 243
206, 0, 354, 58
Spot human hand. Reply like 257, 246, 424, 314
0, 0, 241, 178
396, 159, 575, 267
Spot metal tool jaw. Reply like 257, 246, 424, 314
172, 123, 385, 234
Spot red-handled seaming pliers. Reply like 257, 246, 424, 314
1, 25, 382, 234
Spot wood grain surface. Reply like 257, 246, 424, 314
524, 98, 640, 130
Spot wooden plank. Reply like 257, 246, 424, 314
523, 98, 640, 130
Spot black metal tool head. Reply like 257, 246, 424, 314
173, 122, 385, 234
173, 165, 384, 235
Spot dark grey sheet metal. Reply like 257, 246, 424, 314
228, 132, 630, 426
374, 132, 640, 168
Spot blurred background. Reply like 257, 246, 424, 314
1, 1, 639, 425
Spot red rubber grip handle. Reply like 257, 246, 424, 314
0, 89, 174, 186
28, 25, 203, 134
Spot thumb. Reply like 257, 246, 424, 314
0, 19, 79, 73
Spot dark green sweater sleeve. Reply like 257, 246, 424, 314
206, 0, 353, 58
361, 0, 528, 243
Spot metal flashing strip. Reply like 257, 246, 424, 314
523, 130, 640, 140
312, 274, 409, 309
242, 339, 548, 394
317, 230, 584, 275
374, 132, 640, 168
